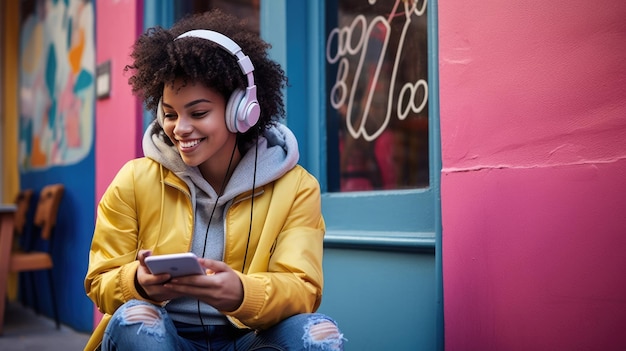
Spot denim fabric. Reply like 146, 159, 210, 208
102, 300, 345, 351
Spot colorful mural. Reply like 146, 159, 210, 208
18, 0, 95, 170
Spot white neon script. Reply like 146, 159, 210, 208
326, 0, 428, 141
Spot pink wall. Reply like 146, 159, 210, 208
94, 0, 143, 327
439, 1, 626, 350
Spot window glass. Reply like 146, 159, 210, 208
326, 0, 428, 192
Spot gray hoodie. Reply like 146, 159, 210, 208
141, 121, 299, 325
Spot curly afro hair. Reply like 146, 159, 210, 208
124, 9, 287, 147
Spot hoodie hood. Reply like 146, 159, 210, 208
141, 121, 300, 204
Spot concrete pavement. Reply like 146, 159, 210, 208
0, 301, 90, 350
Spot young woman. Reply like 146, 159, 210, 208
84, 10, 344, 351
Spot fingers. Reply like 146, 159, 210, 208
135, 249, 177, 301
137, 250, 170, 284
138, 269, 182, 301
198, 258, 231, 274
164, 262, 244, 311
137, 249, 152, 263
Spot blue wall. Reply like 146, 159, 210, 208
20, 154, 95, 333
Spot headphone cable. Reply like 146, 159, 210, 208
241, 129, 259, 273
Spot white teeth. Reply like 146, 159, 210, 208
179, 139, 201, 148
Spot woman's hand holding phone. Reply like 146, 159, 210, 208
165, 258, 244, 312
136, 250, 191, 301
135, 250, 243, 311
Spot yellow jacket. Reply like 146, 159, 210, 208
84, 157, 325, 350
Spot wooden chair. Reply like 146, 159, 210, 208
0, 204, 17, 335
14, 189, 34, 240
5, 189, 34, 299
1, 184, 64, 333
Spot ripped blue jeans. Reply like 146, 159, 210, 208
102, 300, 345, 350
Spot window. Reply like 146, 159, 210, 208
317, 0, 436, 249
325, 0, 429, 192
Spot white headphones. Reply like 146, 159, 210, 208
157, 29, 260, 133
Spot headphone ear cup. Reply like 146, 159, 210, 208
225, 89, 246, 133
157, 98, 165, 128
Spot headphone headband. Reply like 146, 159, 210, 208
175, 30, 256, 87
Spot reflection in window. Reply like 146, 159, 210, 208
326, 0, 429, 192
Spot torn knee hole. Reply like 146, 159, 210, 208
308, 320, 342, 341
122, 305, 161, 325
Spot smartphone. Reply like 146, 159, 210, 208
144, 252, 205, 277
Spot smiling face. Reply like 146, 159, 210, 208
161, 80, 240, 182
